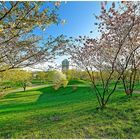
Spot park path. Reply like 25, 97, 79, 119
116, 88, 140, 94
1, 84, 140, 98
69, 84, 140, 94
68, 84, 140, 94
8, 84, 48, 93
5, 85, 140, 94
0, 84, 48, 98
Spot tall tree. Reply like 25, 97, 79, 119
64, 2, 140, 108
0, 1, 66, 72
96, 1, 140, 98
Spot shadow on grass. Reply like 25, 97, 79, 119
1, 85, 140, 138
36, 86, 78, 102
0, 86, 93, 115
0, 87, 49, 114
2, 84, 138, 117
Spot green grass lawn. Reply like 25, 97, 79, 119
0, 82, 140, 138
68, 79, 91, 85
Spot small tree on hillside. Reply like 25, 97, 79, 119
118, 52, 140, 96
102, 1, 140, 96
2, 70, 32, 91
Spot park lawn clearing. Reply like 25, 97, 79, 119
0, 82, 140, 138
68, 79, 91, 85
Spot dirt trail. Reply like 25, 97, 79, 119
0, 84, 48, 98
116, 88, 140, 94
1, 84, 140, 98
11, 85, 48, 92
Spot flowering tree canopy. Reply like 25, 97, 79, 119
0, 1, 67, 72
64, 2, 140, 108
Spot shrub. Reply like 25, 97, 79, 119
52, 71, 68, 90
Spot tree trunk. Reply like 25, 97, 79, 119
101, 101, 106, 109
23, 86, 26, 92
23, 83, 26, 92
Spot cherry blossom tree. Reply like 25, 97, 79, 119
0, 1, 66, 72
117, 42, 140, 96
64, 1, 140, 108
100, 1, 140, 96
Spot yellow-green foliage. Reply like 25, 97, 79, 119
36, 71, 47, 83
2, 69, 32, 89
2, 69, 32, 82
52, 71, 68, 90
64, 69, 90, 81
64, 69, 119, 82
46, 71, 56, 82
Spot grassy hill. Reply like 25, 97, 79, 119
68, 79, 91, 85
0, 81, 140, 138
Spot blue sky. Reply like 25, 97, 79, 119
44, 1, 102, 66
35, 1, 104, 39
32, 1, 114, 70
45, 1, 101, 38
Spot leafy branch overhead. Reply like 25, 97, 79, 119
0, 1, 67, 72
